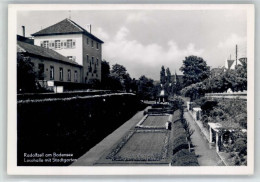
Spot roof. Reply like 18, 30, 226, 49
17, 40, 82, 67
31, 18, 104, 43
227, 59, 235, 69
17, 35, 34, 45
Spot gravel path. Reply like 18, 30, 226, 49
184, 111, 224, 166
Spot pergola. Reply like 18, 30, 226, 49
208, 122, 246, 152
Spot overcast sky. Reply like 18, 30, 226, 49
17, 10, 247, 80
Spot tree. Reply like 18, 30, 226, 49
110, 64, 132, 91
137, 75, 155, 100
166, 67, 172, 84
17, 53, 37, 93
101, 60, 111, 89
160, 66, 166, 84
180, 56, 210, 87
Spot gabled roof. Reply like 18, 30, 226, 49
31, 18, 104, 43
17, 40, 82, 67
227, 59, 235, 69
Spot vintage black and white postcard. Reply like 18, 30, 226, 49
8, 4, 254, 175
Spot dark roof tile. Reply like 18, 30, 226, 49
32, 18, 104, 43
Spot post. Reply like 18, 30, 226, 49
216, 132, 219, 152
209, 126, 213, 143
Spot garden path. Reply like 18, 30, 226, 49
184, 111, 224, 166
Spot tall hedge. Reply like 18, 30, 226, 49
17, 93, 143, 166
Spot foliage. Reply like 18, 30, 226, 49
17, 53, 38, 93
166, 67, 171, 84
180, 61, 247, 100
206, 98, 247, 129
172, 135, 189, 155
110, 64, 132, 92
160, 66, 166, 84
137, 75, 156, 100
180, 55, 210, 87
172, 149, 199, 166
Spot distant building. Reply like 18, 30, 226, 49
31, 18, 104, 83
171, 74, 183, 86
225, 57, 247, 70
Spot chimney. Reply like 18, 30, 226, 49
22, 26, 25, 37
87, 24, 91, 34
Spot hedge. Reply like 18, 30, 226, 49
172, 110, 181, 122
172, 135, 189, 155
172, 149, 199, 166
17, 93, 143, 166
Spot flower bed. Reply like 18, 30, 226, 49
106, 130, 169, 161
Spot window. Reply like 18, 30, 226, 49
72, 40, 76, 48
87, 38, 89, 45
86, 55, 89, 63
49, 41, 55, 49
55, 40, 61, 49
62, 40, 67, 48
96, 42, 99, 49
68, 69, 71, 81
38, 63, 45, 80
67, 56, 76, 62
92, 57, 94, 64
96, 58, 99, 65
67, 39, 72, 48
74, 70, 78, 82
43, 41, 49, 48
59, 67, 63, 81
91, 40, 94, 48
50, 66, 54, 80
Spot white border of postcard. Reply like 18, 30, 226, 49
8, 4, 254, 175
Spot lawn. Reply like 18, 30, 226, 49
142, 115, 169, 127
107, 130, 169, 161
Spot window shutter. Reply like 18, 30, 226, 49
49, 40, 55, 48
62, 40, 67, 49
72, 40, 76, 48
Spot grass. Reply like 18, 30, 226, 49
107, 130, 169, 161
142, 115, 169, 127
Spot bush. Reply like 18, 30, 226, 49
233, 138, 247, 155
172, 149, 199, 166
172, 110, 181, 122
172, 135, 189, 155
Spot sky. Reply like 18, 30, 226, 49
17, 10, 247, 80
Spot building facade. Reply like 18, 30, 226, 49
31, 18, 104, 83
17, 40, 82, 87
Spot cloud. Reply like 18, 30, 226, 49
217, 34, 246, 49
103, 27, 204, 79
126, 12, 151, 23
217, 34, 247, 58
95, 27, 110, 41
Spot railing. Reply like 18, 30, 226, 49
205, 92, 247, 100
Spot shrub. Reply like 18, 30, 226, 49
172, 110, 181, 122
233, 138, 247, 155
172, 149, 199, 166
172, 135, 189, 155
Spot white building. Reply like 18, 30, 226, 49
32, 18, 104, 83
